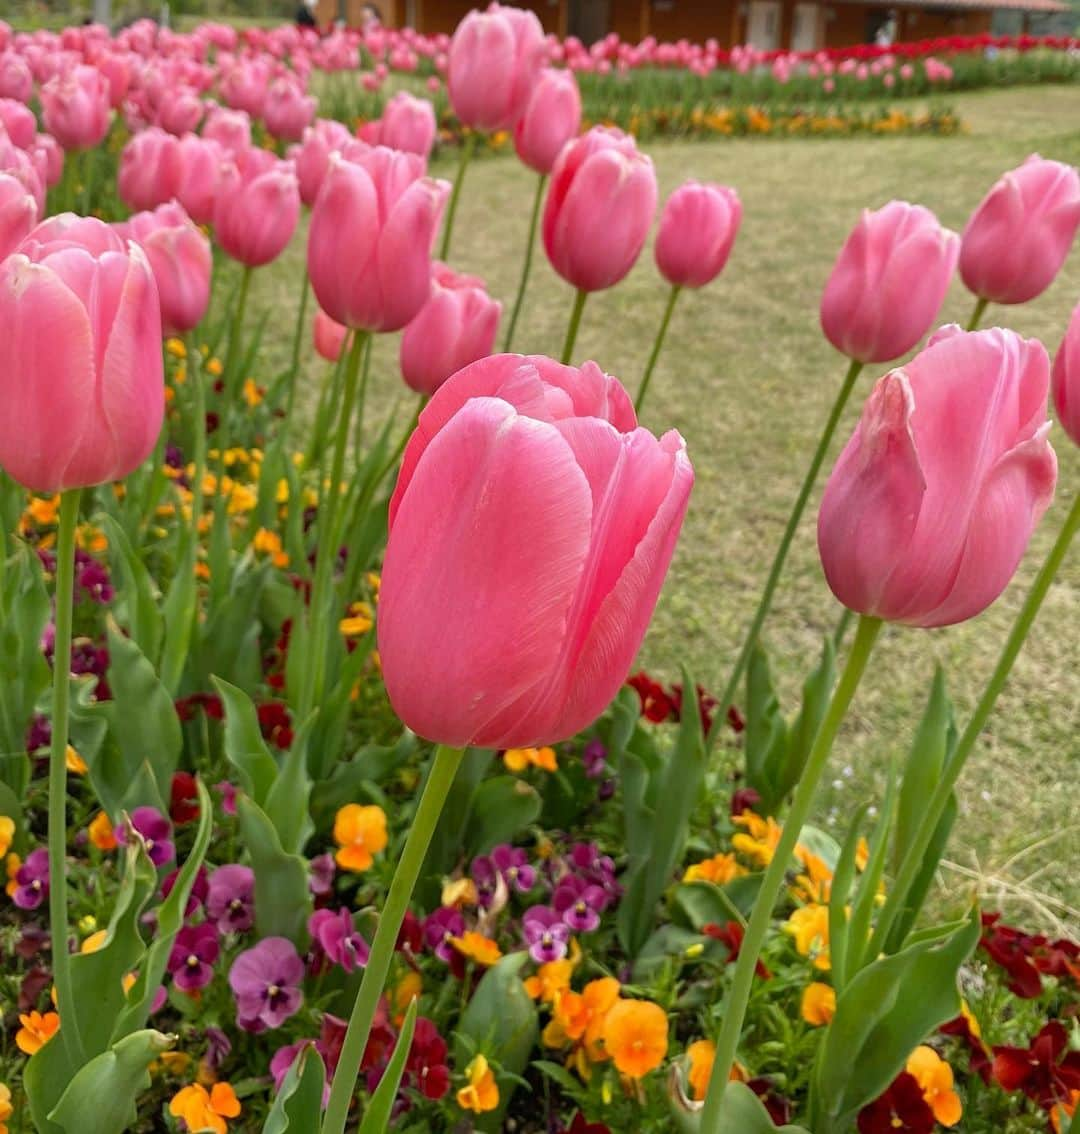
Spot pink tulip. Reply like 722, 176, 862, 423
1052, 303, 1080, 448
307, 147, 449, 332
514, 67, 581, 175
123, 201, 212, 336
378, 353, 693, 747
655, 180, 741, 289
219, 60, 270, 118
31, 133, 64, 189
214, 149, 300, 268
818, 326, 1057, 628
0, 53, 32, 103
959, 154, 1080, 306
290, 118, 354, 206
176, 134, 223, 226
0, 216, 163, 492
375, 90, 437, 157
447, 4, 546, 132
399, 262, 502, 395
118, 127, 182, 212
202, 106, 252, 154
157, 87, 205, 136
0, 134, 44, 215
820, 201, 959, 364
0, 98, 36, 149
96, 50, 132, 108
542, 126, 657, 293
40, 65, 112, 150
263, 77, 317, 143
0, 171, 37, 260
313, 307, 348, 362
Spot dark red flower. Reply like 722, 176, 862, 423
979, 912, 1044, 999
726, 704, 746, 733
857, 1072, 935, 1134
992, 1021, 1080, 1110
170, 771, 200, 824
174, 692, 223, 722
405, 1017, 450, 1100
627, 672, 677, 723
939, 1013, 991, 1083
396, 911, 424, 955
747, 1077, 793, 1126
1032, 937, 1080, 982
703, 921, 772, 979
730, 787, 762, 817
670, 681, 719, 734
257, 701, 293, 748
567, 1114, 611, 1134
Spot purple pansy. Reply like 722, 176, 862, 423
12, 849, 49, 910
553, 876, 608, 933
309, 852, 335, 897
168, 923, 220, 992
161, 864, 209, 917
214, 780, 238, 817
204, 1026, 232, 1072
582, 739, 608, 779
76, 552, 114, 604
308, 907, 370, 973
523, 906, 570, 963
117, 807, 175, 867
206, 865, 256, 933
422, 907, 465, 963
491, 844, 536, 893
228, 936, 304, 1032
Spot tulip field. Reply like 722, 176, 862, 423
2, 7, 1080, 1134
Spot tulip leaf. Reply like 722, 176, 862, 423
264, 711, 316, 856
826, 803, 871, 994
214, 676, 279, 807
811, 907, 980, 1128
670, 1079, 811, 1133
195, 558, 267, 692
306, 626, 381, 782
310, 732, 418, 831
358, 998, 418, 1134
465, 775, 543, 857
263, 1045, 326, 1134
237, 792, 312, 947
845, 769, 898, 977
160, 518, 198, 696
23, 1022, 69, 1134
97, 514, 164, 666
672, 877, 762, 932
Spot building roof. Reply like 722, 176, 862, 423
846, 0, 1070, 12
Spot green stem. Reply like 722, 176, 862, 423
282, 274, 311, 449
635, 285, 682, 415
300, 330, 367, 719
706, 359, 864, 755
49, 490, 85, 1068
188, 334, 207, 543
81, 146, 95, 216
868, 490, 1080, 959
222, 265, 254, 422
376, 394, 426, 488
438, 132, 476, 261
698, 615, 883, 1132
502, 173, 547, 352
966, 295, 989, 332
321, 744, 465, 1134
304, 344, 350, 473
351, 334, 373, 459
560, 289, 589, 365
832, 606, 855, 653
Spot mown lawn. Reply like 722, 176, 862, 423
246, 83, 1080, 928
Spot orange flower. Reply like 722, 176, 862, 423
81, 929, 109, 954
687, 1039, 715, 1100
65, 745, 88, 774
905, 1045, 961, 1126
253, 527, 289, 568
1052, 1090, 1079, 1133
168, 1082, 241, 1134
0, 1082, 12, 1134
393, 971, 422, 1022
603, 999, 668, 1079
683, 852, 745, 886
731, 810, 782, 867
333, 804, 388, 872
456, 1054, 499, 1113
800, 982, 836, 1026
792, 845, 833, 903
16, 1010, 60, 1055
0, 817, 13, 859
88, 811, 118, 851
5, 852, 20, 898
524, 948, 579, 1004
503, 746, 557, 773
785, 903, 831, 970
450, 931, 502, 966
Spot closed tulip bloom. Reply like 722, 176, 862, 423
375, 90, 437, 158
400, 263, 502, 395
1, 136, 45, 215
157, 88, 205, 137
655, 180, 742, 288
960, 154, 1080, 305
0, 172, 37, 260
263, 77, 317, 143
0, 53, 33, 103
40, 65, 112, 150
543, 127, 657, 293
31, 134, 64, 189
289, 118, 354, 207
176, 134, 223, 226
117, 127, 182, 212
214, 150, 300, 268
313, 307, 348, 362
820, 201, 959, 364
202, 106, 252, 155
0, 217, 163, 492
0, 98, 36, 149
1051, 303, 1080, 448
448, 4, 546, 132
307, 148, 449, 332
514, 68, 581, 175
378, 353, 693, 748
123, 201, 212, 336
818, 326, 1057, 628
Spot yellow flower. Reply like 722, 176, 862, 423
205, 357, 223, 376
168, 1082, 241, 1134
242, 378, 264, 407
800, 982, 836, 1026
252, 527, 289, 568
65, 745, 88, 774
457, 1054, 499, 1113
16, 1010, 60, 1055
339, 601, 374, 637
906, 1045, 961, 1127
683, 852, 745, 886
503, 747, 557, 773
227, 483, 257, 515
26, 495, 60, 527
333, 804, 388, 872
0, 817, 13, 858
165, 337, 187, 359
602, 999, 668, 1079
155, 1050, 193, 1075
785, 903, 831, 970
792, 844, 833, 903
687, 1039, 715, 1100
6, 852, 21, 897
441, 877, 478, 908
81, 929, 109, 954
89, 811, 118, 851
732, 810, 783, 867
524, 947, 580, 1004
393, 971, 422, 1021
0, 1083, 11, 1134
451, 931, 502, 966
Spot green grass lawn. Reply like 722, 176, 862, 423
248, 83, 1080, 930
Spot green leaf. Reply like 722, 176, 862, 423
670, 1080, 810, 1134
464, 776, 542, 857
827, 803, 871, 994
310, 733, 418, 830
48, 1030, 174, 1134
263, 1045, 326, 1134
811, 908, 980, 1128
884, 794, 957, 955
237, 793, 311, 946
744, 647, 788, 811
846, 771, 898, 976
24, 1022, 70, 1134
454, 953, 539, 1131
98, 514, 163, 665
264, 712, 315, 856
195, 558, 267, 692
672, 877, 761, 932
160, 518, 197, 696
783, 637, 836, 801
358, 999, 418, 1134
306, 628, 381, 782
213, 676, 279, 807
632, 925, 721, 982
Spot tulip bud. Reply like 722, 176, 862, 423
514, 68, 581, 175
175, 134, 223, 226
1052, 303, 1080, 448
214, 149, 300, 268
818, 327, 1057, 628
378, 353, 692, 748
263, 77, 317, 143
118, 127, 182, 213
290, 118, 354, 207
820, 201, 959, 364
375, 90, 437, 158
202, 106, 252, 155
655, 181, 742, 289
960, 154, 1080, 306
543, 127, 657, 293
40, 64, 112, 151
0, 98, 36, 149
0, 216, 163, 492
313, 307, 348, 362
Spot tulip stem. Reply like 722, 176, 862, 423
352, 333, 373, 457
49, 489, 85, 1069
503, 173, 547, 352
698, 615, 883, 1133
867, 489, 1080, 960
635, 284, 682, 415
705, 358, 864, 756
282, 273, 312, 448
561, 288, 588, 365
222, 265, 254, 417
438, 131, 476, 261
188, 333, 207, 541
321, 743, 465, 1134
966, 296, 989, 332
304, 341, 350, 473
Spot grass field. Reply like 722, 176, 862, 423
244, 83, 1080, 929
